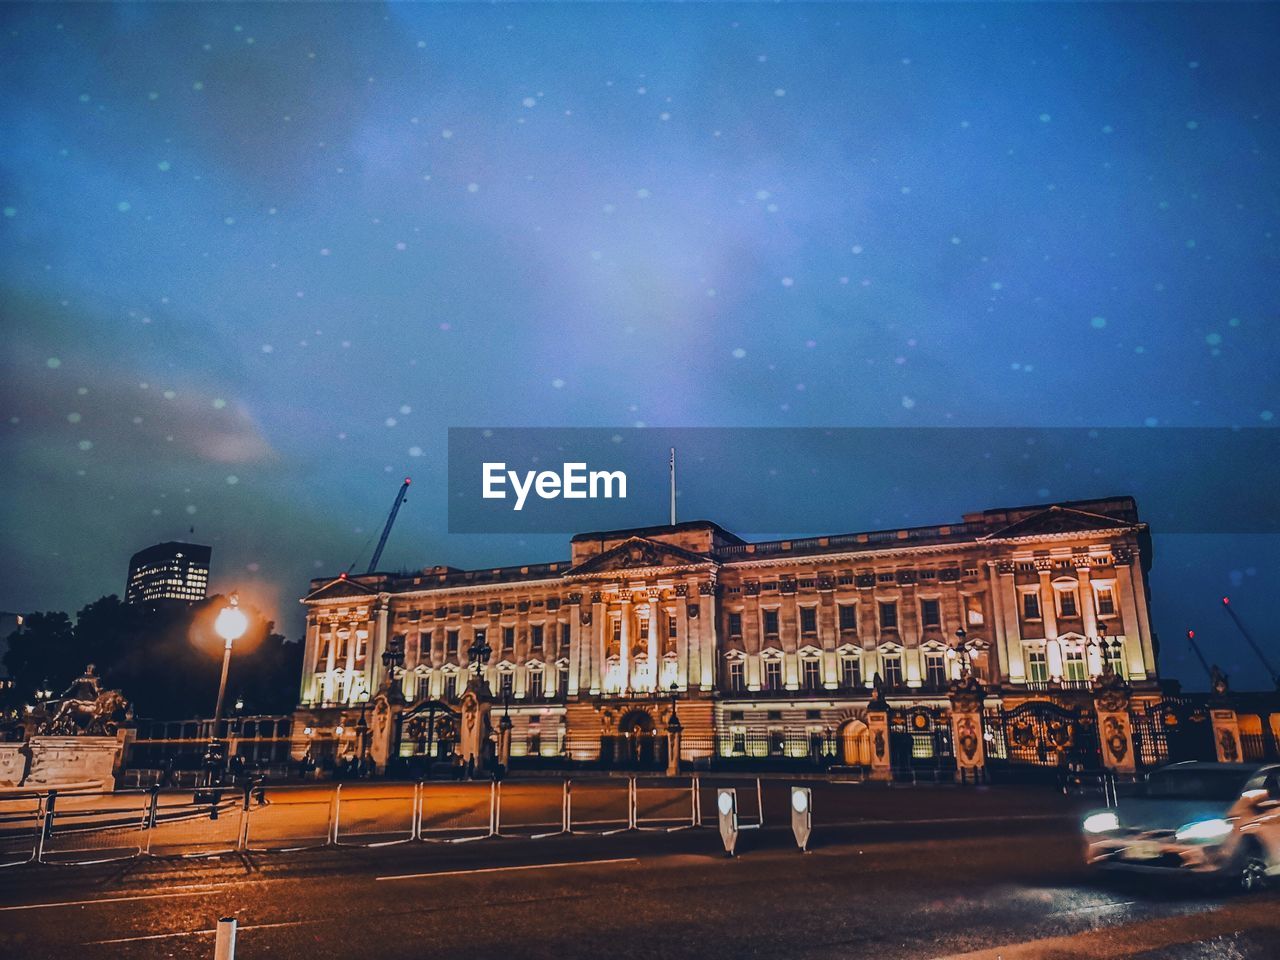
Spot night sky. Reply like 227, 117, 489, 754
2, 3, 1278, 690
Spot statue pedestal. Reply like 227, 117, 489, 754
0, 743, 28, 786
24, 736, 122, 792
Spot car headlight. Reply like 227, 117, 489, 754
1174, 818, 1232, 841
1083, 811, 1120, 834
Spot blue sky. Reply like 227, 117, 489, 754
2, 3, 1278, 688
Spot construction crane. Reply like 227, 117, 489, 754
1221, 596, 1280, 688
346, 478, 411, 576
1184, 629, 1213, 684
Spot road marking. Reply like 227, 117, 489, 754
377, 856, 638, 882
86, 919, 315, 945
929, 898, 1280, 960
0, 887, 233, 912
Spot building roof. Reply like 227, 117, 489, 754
305, 496, 1144, 599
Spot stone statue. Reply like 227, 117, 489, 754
42, 664, 129, 736
1210, 664, 1230, 697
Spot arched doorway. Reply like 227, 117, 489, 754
614, 708, 661, 768
839, 719, 871, 766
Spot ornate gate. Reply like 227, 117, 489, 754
1129, 698, 1215, 768
985, 701, 1102, 781
889, 707, 955, 776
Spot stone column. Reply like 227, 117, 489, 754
567, 594, 582, 696
699, 581, 717, 689
677, 586, 692, 690
1076, 564, 1097, 640
1093, 673, 1136, 776
948, 676, 987, 782
995, 563, 1024, 682
865, 685, 893, 781
619, 596, 631, 694
591, 594, 605, 694
646, 599, 659, 691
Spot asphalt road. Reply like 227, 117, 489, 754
1, 782, 1277, 960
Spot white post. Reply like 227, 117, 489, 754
329, 783, 342, 845
494, 780, 502, 836
756, 778, 764, 827
413, 781, 423, 840
214, 917, 237, 960
489, 780, 497, 837
562, 779, 571, 834
629, 777, 638, 829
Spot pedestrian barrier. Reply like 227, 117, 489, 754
335, 782, 418, 847
634, 777, 697, 831
242, 784, 334, 852
565, 777, 632, 834
38, 790, 150, 865
145, 791, 243, 858
697, 776, 764, 829
0, 793, 44, 867
418, 781, 494, 842
494, 780, 568, 838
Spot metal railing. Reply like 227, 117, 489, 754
0, 775, 780, 865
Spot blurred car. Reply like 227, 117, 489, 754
1083, 761, 1280, 891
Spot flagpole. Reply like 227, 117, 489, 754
669, 447, 677, 526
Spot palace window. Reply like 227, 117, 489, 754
528, 668, 543, 700
418, 631, 432, 660
610, 618, 622, 654
763, 658, 783, 691
668, 614, 678, 639
924, 648, 947, 688
443, 673, 458, 701
800, 607, 818, 636
1022, 591, 1041, 621
498, 671, 515, 699
879, 601, 898, 630
353, 630, 368, 668
880, 650, 903, 687
1095, 586, 1116, 617
728, 612, 743, 638
801, 657, 821, 690
838, 604, 857, 633
316, 633, 331, 668
1025, 646, 1048, 683
561, 622, 571, 649
503, 626, 516, 651
531, 624, 544, 651
920, 598, 941, 629
1063, 644, 1088, 681
336, 628, 351, 662
558, 662, 569, 693
726, 659, 745, 692
446, 629, 460, 657
965, 594, 985, 626
1057, 588, 1079, 619
1105, 640, 1126, 677
763, 609, 780, 638
839, 653, 861, 688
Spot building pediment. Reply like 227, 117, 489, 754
566, 537, 713, 577
303, 576, 381, 603
981, 505, 1136, 541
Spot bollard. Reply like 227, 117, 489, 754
562, 780, 571, 834
214, 916, 237, 960
147, 784, 160, 829
716, 788, 739, 857
790, 786, 812, 853
329, 784, 342, 845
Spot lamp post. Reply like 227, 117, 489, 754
948, 627, 972, 681
205, 595, 249, 786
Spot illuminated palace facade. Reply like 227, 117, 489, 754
293, 497, 1159, 764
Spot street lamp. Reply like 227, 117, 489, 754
948, 627, 971, 681
205, 594, 249, 786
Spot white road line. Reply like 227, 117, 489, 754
0, 888, 230, 912
86, 919, 315, 946
377, 856, 638, 882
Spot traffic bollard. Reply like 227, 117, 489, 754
790, 786, 812, 853
214, 916, 237, 959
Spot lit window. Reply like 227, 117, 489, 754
880, 650, 903, 687
1096, 586, 1116, 617
924, 649, 947, 687
1063, 645, 1087, 681
801, 658, 821, 690
1058, 589, 1079, 618
763, 658, 783, 691
728, 612, 743, 638
726, 659, 745, 692
1022, 591, 1041, 620
1026, 647, 1048, 683
839, 653, 861, 688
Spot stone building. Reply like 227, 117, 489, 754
292, 496, 1159, 768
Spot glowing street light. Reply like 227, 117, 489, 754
204, 594, 249, 786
